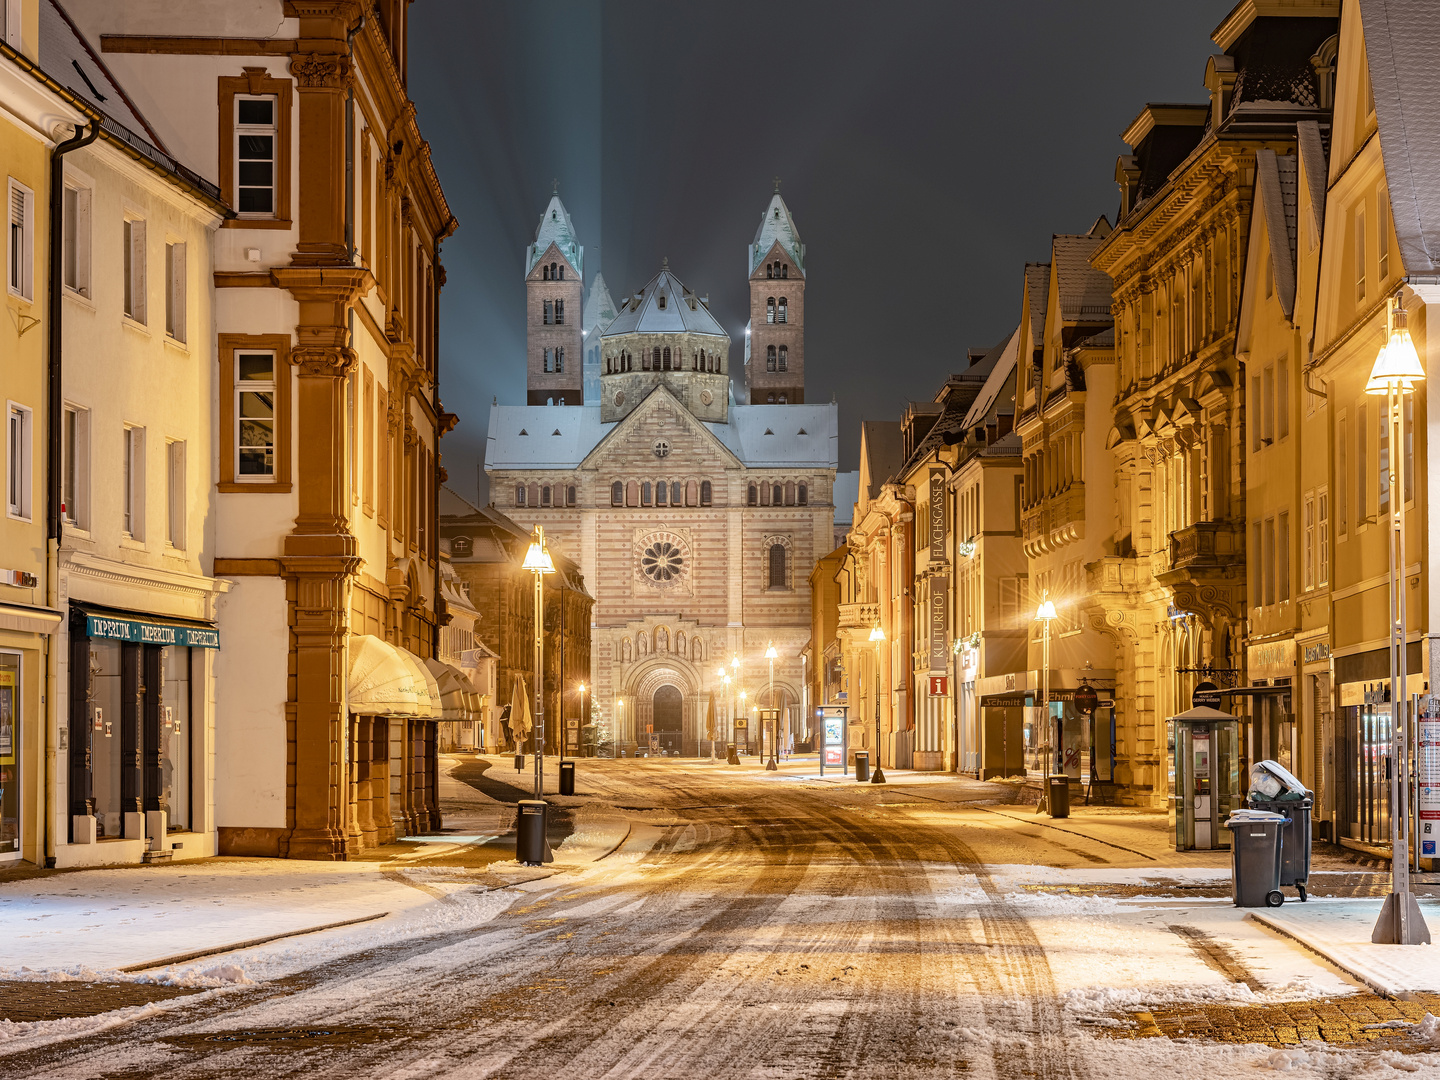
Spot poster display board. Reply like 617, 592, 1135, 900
818, 705, 847, 775
1420, 696, 1440, 858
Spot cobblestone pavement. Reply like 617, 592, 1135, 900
1105, 992, 1440, 1051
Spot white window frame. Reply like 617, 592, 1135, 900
164, 239, 186, 343
7, 178, 34, 301
123, 425, 145, 540
1317, 486, 1330, 587
1302, 490, 1315, 592
1354, 207, 1367, 306
62, 177, 91, 299
2, 0, 22, 50
61, 402, 90, 531
166, 439, 186, 550
234, 93, 279, 219
123, 215, 146, 324
235, 350, 277, 482
6, 401, 32, 521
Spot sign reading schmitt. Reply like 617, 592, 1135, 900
84, 613, 221, 649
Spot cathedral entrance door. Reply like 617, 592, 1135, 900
652, 685, 683, 755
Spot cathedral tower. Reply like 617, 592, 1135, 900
526, 192, 584, 405
747, 184, 806, 404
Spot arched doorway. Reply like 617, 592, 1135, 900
653, 685, 683, 754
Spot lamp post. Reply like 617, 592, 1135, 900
716, 667, 727, 761
522, 527, 556, 798
739, 690, 747, 754
575, 683, 585, 761
800, 651, 807, 760
1366, 297, 1431, 945
869, 625, 887, 784
613, 699, 622, 759
1035, 595, 1057, 815
765, 643, 779, 771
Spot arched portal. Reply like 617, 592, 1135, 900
653, 685, 683, 754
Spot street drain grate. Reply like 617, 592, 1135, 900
165, 1026, 398, 1047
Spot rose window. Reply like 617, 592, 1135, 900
640, 540, 685, 583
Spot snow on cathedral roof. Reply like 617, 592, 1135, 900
485, 401, 838, 470
749, 193, 806, 277
583, 273, 617, 334
526, 194, 583, 277
601, 267, 727, 339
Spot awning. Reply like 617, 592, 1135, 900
347, 635, 420, 716
397, 647, 442, 720
423, 657, 481, 722
0, 601, 63, 636
72, 601, 219, 649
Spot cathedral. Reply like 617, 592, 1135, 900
485, 187, 838, 755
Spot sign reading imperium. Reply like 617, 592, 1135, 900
929, 469, 946, 562
929, 576, 948, 675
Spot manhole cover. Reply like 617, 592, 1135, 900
166, 1026, 397, 1047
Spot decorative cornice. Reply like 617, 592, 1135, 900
289, 51, 354, 91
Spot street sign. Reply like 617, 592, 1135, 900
928, 676, 948, 696
1074, 684, 1098, 715
1192, 681, 1222, 709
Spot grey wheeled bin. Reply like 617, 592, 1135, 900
1248, 796, 1312, 901
1225, 813, 1288, 907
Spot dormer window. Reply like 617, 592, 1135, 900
658, 294, 667, 309
552, 210, 558, 220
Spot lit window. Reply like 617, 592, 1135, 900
234, 95, 277, 216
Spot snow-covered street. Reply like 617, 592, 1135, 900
1, 756, 1438, 1078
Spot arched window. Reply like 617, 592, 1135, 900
686, 480, 698, 506
567, 485, 576, 507
663, 347, 671, 370
766, 263, 773, 279
558, 396, 565, 406
550, 262, 557, 278
557, 264, 564, 280
516, 484, 527, 506
612, 481, 624, 506
451, 536, 473, 558
606, 357, 612, 373
768, 543, 786, 589
748, 482, 758, 506
778, 345, 787, 371
555, 347, 564, 372
760, 482, 771, 506
777, 297, 788, 323
671, 481, 682, 505
658, 294, 667, 309
700, 480, 712, 506
767, 297, 776, 324
651, 347, 661, 369
554, 299, 565, 324
767, 346, 777, 372
767, 393, 776, 403
541, 485, 552, 507
778, 394, 787, 404
641, 481, 652, 506
797, 482, 808, 505
656, 480, 667, 506
781, 264, 788, 279
542, 265, 548, 280
543, 300, 553, 325
785, 481, 795, 506
773, 483, 783, 505
626, 481, 639, 506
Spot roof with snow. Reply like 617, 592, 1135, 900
1024, 263, 1051, 347
583, 273, 617, 334
1051, 233, 1114, 323
601, 267, 727, 339
526, 194, 583, 277
485, 398, 837, 471
961, 327, 1021, 430
749, 193, 806, 277
1255, 148, 1299, 319
1359, 0, 1440, 276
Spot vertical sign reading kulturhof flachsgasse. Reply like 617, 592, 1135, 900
928, 468, 946, 562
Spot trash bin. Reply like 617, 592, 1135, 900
1225, 810, 1289, 908
514, 753, 525, 771
1048, 776, 1070, 818
726, 742, 740, 765
516, 799, 548, 866
855, 751, 870, 783
1249, 796, 1312, 901
559, 760, 575, 796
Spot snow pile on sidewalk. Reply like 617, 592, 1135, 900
1251, 899, 1440, 996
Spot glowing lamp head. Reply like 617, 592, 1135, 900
869, 625, 885, 643
1035, 599, 1057, 622
765, 643, 778, 660
522, 528, 556, 573
717, 667, 726, 680
1366, 313, 1425, 395
731, 655, 739, 670
577, 683, 585, 694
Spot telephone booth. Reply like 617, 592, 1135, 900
1170, 706, 1242, 851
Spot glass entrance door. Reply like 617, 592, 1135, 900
0, 652, 19, 860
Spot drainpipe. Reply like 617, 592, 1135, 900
44, 114, 99, 867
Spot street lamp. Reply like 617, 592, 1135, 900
521, 527, 556, 799
1035, 595, 1057, 814
869, 625, 886, 784
765, 642, 779, 771
1366, 298, 1430, 945
739, 690, 747, 754
575, 683, 585, 761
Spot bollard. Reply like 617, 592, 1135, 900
855, 751, 870, 783
516, 800, 548, 865
559, 760, 575, 796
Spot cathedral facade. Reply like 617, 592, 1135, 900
486, 190, 837, 755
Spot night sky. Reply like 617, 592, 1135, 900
408, 1, 1235, 505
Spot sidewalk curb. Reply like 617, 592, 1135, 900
1247, 911, 1397, 998
119, 911, 391, 973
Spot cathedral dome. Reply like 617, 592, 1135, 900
601, 266, 726, 339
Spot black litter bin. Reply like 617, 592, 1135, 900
726, 742, 740, 765
1249, 796, 1312, 901
514, 753, 524, 771
517, 799, 548, 866
1225, 814, 1288, 907
559, 760, 575, 796
855, 751, 870, 783
1048, 776, 1070, 818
